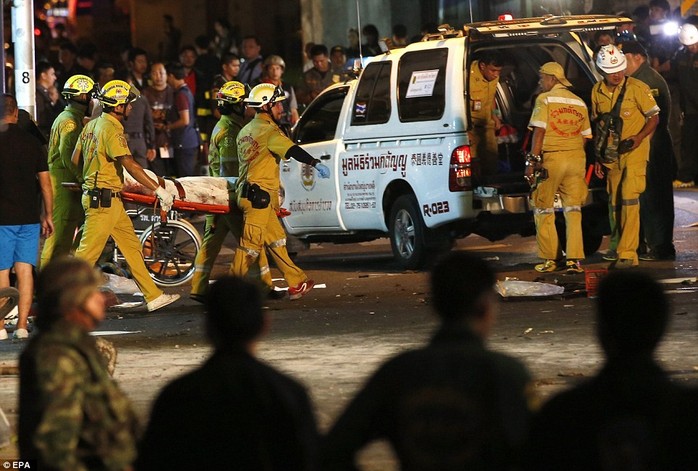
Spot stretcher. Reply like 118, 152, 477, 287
61, 171, 237, 288
119, 189, 230, 214
121, 169, 235, 215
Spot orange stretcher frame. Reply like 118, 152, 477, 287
62, 182, 230, 214
120, 191, 230, 214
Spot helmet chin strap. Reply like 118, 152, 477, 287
261, 102, 281, 126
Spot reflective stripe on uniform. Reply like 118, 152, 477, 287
563, 205, 582, 212
534, 207, 555, 215
238, 246, 260, 258
268, 238, 287, 248
622, 198, 639, 206
546, 96, 587, 107
260, 264, 270, 275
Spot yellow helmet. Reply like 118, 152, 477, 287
216, 81, 247, 105
98, 80, 140, 107
244, 83, 285, 108
62, 74, 97, 98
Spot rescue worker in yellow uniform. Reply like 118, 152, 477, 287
232, 83, 330, 300
189, 81, 282, 302
469, 51, 503, 176
527, 63, 592, 274
71, 80, 180, 311
592, 45, 659, 269
40, 75, 98, 269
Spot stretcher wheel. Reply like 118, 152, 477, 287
139, 219, 202, 287
0, 287, 19, 319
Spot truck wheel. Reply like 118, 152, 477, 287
389, 195, 428, 270
555, 212, 604, 257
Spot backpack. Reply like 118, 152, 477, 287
593, 78, 627, 164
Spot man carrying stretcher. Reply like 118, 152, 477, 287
71, 80, 180, 312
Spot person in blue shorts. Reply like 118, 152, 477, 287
0, 94, 54, 339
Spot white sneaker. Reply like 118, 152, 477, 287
0, 329, 7, 340
13, 328, 28, 340
4, 306, 18, 325
146, 293, 181, 312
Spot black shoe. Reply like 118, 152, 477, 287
639, 252, 676, 261
267, 289, 286, 300
189, 293, 206, 304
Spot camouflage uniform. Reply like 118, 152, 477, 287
19, 320, 139, 470
40, 101, 88, 269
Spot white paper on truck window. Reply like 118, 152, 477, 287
405, 69, 439, 98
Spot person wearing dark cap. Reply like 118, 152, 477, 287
330, 45, 349, 78
524, 270, 698, 470
136, 276, 319, 471
621, 40, 676, 261
321, 252, 535, 470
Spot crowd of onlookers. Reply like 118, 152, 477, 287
4, 17, 431, 179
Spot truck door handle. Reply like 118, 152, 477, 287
320, 154, 331, 160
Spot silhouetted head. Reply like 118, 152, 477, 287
596, 271, 669, 359
430, 252, 497, 328
205, 276, 265, 351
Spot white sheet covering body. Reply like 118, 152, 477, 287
122, 168, 235, 206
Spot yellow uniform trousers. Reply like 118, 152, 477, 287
75, 194, 163, 302
232, 194, 306, 288
532, 150, 588, 261
604, 153, 647, 264
190, 210, 271, 296
469, 125, 499, 176
39, 169, 84, 269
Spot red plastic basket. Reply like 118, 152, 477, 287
585, 268, 608, 298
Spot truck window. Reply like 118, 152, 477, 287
397, 48, 447, 122
351, 62, 391, 125
295, 87, 348, 144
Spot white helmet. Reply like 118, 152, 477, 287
596, 44, 627, 74
678, 23, 698, 46
244, 83, 286, 108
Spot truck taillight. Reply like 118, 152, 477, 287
449, 145, 476, 191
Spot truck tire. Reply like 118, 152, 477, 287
389, 195, 428, 270
555, 211, 604, 257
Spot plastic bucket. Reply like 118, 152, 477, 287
585, 268, 608, 298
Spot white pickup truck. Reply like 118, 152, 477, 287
281, 15, 627, 268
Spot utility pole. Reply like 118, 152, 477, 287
11, 0, 36, 119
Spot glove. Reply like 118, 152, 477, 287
315, 163, 330, 179
155, 186, 174, 213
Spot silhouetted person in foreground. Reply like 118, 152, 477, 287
136, 276, 319, 471
321, 252, 535, 470
524, 270, 698, 470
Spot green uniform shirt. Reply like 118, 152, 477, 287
529, 84, 592, 151
48, 102, 88, 183
208, 113, 244, 179
591, 76, 659, 159
469, 60, 499, 127
632, 61, 671, 129
236, 112, 294, 193
77, 113, 131, 192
